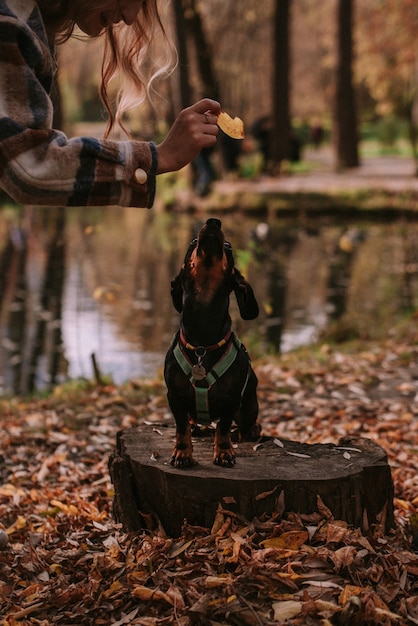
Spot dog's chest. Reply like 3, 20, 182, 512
188, 262, 226, 305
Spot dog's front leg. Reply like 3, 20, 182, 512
213, 419, 236, 467
171, 416, 196, 468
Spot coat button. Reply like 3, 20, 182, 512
134, 168, 147, 184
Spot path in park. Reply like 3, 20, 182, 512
213, 147, 418, 197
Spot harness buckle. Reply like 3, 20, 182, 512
192, 346, 207, 380
195, 346, 206, 362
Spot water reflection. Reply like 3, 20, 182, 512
0, 204, 417, 394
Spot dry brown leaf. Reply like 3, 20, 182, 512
168, 539, 194, 558
132, 585, 173, 604
1, 327, 418, 625
339, 584, 366, 606
272, 600, 302, 621
317, 495, 333, 519
315, 599, 341, 615
261, 530, 308, 550
332, 546, 357, 569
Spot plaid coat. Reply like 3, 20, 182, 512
0, 0, 157, 207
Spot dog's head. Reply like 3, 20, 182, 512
171, 218, 259, 320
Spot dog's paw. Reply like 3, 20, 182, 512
170, 450, 197, 468
239, 422, 262, 441
213, 443, 236, 467
213, 452, 236, 467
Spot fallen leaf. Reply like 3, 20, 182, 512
204, 575, 234, 588
261, 530, 308, 550
132, 585, 173, 604
272, 600, 302, 621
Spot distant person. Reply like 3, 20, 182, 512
252, 115, 272, 173
310, 123, 324, 149
218, 129, 243, 175
289, 128, 302, 163
0, 0, 221, 208
193, 147, 217, 197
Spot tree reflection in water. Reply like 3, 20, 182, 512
0, 207, 66, 395
0, 206, 417, 395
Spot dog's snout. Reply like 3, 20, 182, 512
206, 218, 222, 230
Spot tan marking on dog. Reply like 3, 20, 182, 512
189, 249, 228, 304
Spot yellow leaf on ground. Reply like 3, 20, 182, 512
272, 600, 302, 621
261, 530, 308, 550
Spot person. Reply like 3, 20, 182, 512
192, 147, 217, 197
218, 129, 242, 175
251, 115, 271, 174
0, 0, 221, 208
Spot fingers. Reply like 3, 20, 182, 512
203, 111, 219, 126
191, 98, 221, 117
155, 98, 222, 174
189, 98, 220, 132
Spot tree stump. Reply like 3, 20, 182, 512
109, 425, 394, 537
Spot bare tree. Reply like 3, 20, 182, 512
172, 0, 191, 111
184, 0, 220, 101
270, 0, 291, 172
334, 0, 359, 169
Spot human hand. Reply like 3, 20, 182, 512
156, 98, 221, 174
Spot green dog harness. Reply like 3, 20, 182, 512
172, 332, 250, 424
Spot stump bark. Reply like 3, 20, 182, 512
109, 425, 394, 537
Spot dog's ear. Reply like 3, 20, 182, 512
232, 268, 259, 320
170, 274, 183, 313
224, 241, 234, 272
171, 237, 197, 313
184, 238, 198, 263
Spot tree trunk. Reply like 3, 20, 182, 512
109, 426, 394, 538
185, 0, 220, 101
172, 0, 192, 111
334, 0, 359, 170
270, 0, 291, 172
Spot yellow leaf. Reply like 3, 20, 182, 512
261, 530, 308, 551
0, 484, 27, 499
49, 500, 77, 516
6, 515, 27, 535
217, 112, 245, 139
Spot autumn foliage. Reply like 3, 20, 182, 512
1, 325, 418, 624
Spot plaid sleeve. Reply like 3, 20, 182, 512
0, 2, 157, 208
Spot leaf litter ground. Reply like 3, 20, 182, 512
1, 325, 418, 625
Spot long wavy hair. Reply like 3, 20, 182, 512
38, 0, 175, 137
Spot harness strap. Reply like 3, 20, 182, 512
179, 328, 232, 352
172, 334, 249, 424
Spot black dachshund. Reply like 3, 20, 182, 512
164, 218, 260, 468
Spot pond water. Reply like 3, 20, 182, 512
1, 204, 417, 395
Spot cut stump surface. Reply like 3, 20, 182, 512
109, 425, 394, 537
